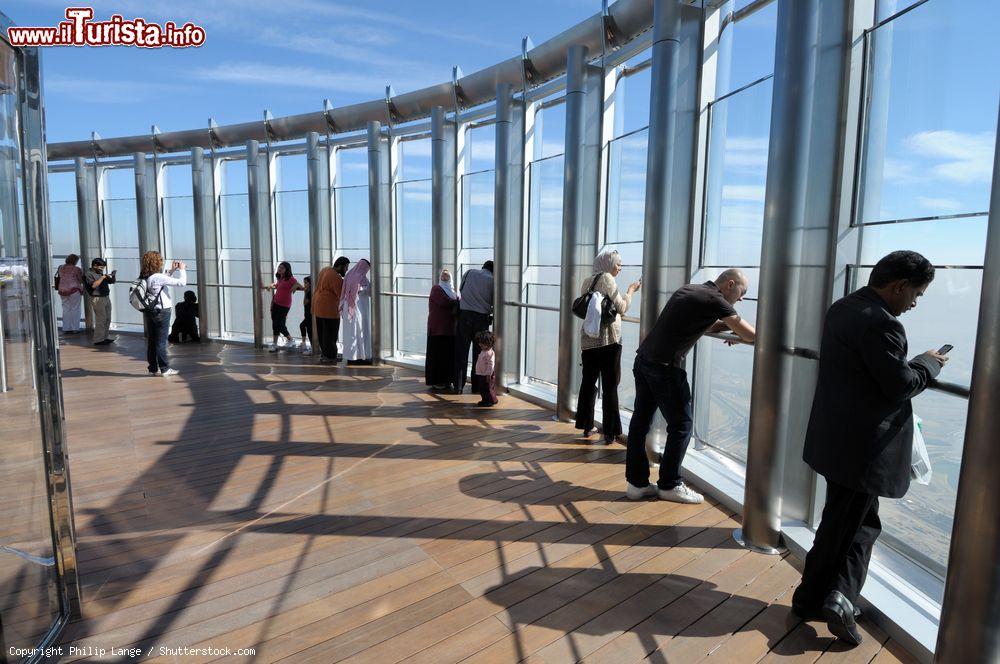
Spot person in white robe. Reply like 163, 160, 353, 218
339, 259, 373, 365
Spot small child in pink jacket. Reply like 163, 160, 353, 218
474, 331, 498, 407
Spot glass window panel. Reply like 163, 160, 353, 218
466, 122, 496, 172
103, 167, 134, 199
48, 170, 76, 202
400, 138, 432, 182
876, 0, 922, 22
395, 277, 432, 356
703, 78, 772, 267
693, 301, 758, 463
858, 215, 987, 268
222, 284, 254, 336
606, 129, 648, 245
163, 163, 192, 198
222, 159, 247, 195
220, 193, 250, 251
860, 0, 999, 223
535, 99, 566, 160
528, 156, 565, 267
275, 153, 307, 192
462, 170, 494, 250
108, 257, 142, 328
615, 60, 651, 137
718, 1, 777, 98
618, 320, 641, 408
524, 284, 560, 386
336, 147, 369, 188
163, 195, 195, 260
394, 180, 432, 264
275, 190, 310, 263
335, 185, 370, 254
879, 389, 966, 582
49, 200, 79, 257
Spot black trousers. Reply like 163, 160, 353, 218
271, 303, 292, 339
454, 310, 491, 392
575, 343, 623, 436
316, 316, 340, 362
299, 312, 313, 345
792, 480, 881, 610
624, 356, 693, 491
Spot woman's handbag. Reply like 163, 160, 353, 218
573, 274, 618, 330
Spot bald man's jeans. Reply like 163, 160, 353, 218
625, 356, 693, 491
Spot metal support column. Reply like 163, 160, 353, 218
367, 121, 392, 363
431, 106, 457, 281
639, 0, 703, 452
20, 44, 82, 619
935, 105, 1000, 664
191, 147, 220, 340
493, 83, 526, 391
75, 157, 101, 330
246, 139, 273, 348
133, 152, 159, 255
737, 0, 854, 552
555, 44, 604, 421
307, 132, 333, 348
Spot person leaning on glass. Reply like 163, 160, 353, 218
574, 249, 641, 445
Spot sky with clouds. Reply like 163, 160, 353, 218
5, 0, 601, 143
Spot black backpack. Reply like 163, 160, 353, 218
571, 274, 618, 325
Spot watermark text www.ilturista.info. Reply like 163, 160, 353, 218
7, 7, 206, 48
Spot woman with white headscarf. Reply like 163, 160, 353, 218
425, 268, 460, 389
340, 259, 373, 365
576, 248, 641, 444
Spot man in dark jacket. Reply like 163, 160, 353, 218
792, 250, 948, 646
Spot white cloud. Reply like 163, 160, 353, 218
192, 62, 390, 94
916, 196, 962, 212
905, 130, 994, 185
723, 136, 769, 171
722, 184, 766, 203
44, 76, 182, 104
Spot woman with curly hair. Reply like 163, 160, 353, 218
139, 251, 187, 376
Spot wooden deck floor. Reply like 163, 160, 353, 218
51, 334, 917, 663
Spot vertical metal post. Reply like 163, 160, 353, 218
638, 0, 702, 454
133, 152, 159, 255
307, 132, 333, 348
493, 83, 526, 390
431, 106, 458, 281
191, 147, 220, 340
737, 0, 854, 552
935, 104, 1000, 664
75, 157, 100, 330
367, 121, 392, 363
246, 139, 272, 348
19, 44, 82, 618
556, 44, 604, 421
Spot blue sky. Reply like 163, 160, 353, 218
5, 0, 600, 144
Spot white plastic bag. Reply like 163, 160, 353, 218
911, 413, 932, 485
583, 291, 604, 338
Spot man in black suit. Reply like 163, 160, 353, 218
792, 251, 948, 646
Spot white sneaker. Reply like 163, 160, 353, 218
269, 344, 278, 352
161, 368, 180, 377
658, 482, 704, 504
626, 482, 658, 500
287, 339, 299, 348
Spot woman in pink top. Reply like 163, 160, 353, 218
264, 261, 303, 352
54, 254, 85, 334
473, 330, 498, 407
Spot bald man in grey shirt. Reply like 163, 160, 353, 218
454, 261, 494, 394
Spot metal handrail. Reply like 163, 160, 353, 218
202, 283, 254, 290
384, 291, 429, 299
505, 300, 559, 313
701, 333, 968, 398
